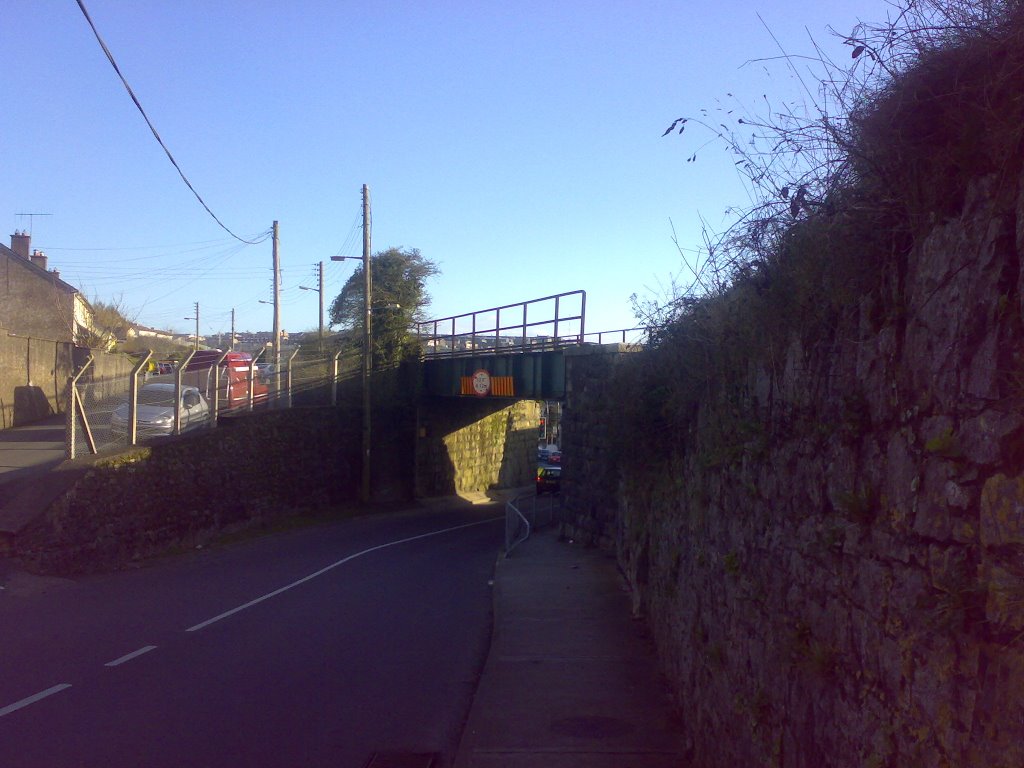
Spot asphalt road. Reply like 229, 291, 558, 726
0, 504, 504, 767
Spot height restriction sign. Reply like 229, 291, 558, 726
471, 369, 491, 396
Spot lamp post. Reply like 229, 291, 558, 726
332, 183, 372, 503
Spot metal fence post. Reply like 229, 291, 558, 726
128, 351, 153, 446
286, 347, 300, 408
248, 348, 264, 411
174, 350, 197, 436
211, 350, 229, 425
332, 349, 343, 406
66, 356, 95, 460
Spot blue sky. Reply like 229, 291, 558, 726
3, 0, 897, 341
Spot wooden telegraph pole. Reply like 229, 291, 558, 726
318, 261, 325, 353
329, 188, 373, 503
272, 221, 281, 371
361, 185, 372, 504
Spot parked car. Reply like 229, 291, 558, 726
536, 465, 561, 495
110, 383, 211, 439
538, 445, 561, 464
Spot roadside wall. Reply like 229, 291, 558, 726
0, 334, 134, 429
17, 407, 361, 573
559, 344, 639, 548
0, 333, 71, 427
560, 172, 1024, 766
416, 397, 540, 496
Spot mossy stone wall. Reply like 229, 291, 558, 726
17, 407, 360, 573
559, 172, 1024, 766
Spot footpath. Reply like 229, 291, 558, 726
454, 527, 686, 767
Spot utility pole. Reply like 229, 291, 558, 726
184, 302, 199, 350
329, 186, 372, 502
230, 308, 235, 351
361, 185, 372, 504
318, 260, 325, 353
272, 221, 281, 371
303, 263, 325, 352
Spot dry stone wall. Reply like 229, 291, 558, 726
560, 171, 1024, 766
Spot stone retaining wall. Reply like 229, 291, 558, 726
559, 172, 1024, 766
17, 407, 360, 574
416, 397, 540, 496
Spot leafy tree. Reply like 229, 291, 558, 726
328, 247, 439, 368
75, 298, 135, 350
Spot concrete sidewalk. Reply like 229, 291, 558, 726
455, 528, 686, 767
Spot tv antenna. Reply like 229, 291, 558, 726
15, 213, 52, 235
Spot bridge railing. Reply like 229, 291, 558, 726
416, 290, 587, 358
581, 327, 647, 346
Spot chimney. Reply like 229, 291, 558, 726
10, 231, 30, 259
30, 250, 48, 270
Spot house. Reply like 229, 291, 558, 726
125, 322, 176, 344
0, 231, 94, 344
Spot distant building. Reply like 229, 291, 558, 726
0, 231, 94, 344
125, 322, 176, 344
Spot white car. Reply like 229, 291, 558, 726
110, 383, 211, 439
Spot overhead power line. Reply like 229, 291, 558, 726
74, 0, 269, 246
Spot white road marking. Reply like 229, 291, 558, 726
104, 645, 158, 667
187, 516, 502, 633
0, 684, 72, 718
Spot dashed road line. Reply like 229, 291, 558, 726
0, 684, 72, 718
104, 645, 158, 667
0, 515, 501, 721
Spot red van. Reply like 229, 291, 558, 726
185, 351, 270, 411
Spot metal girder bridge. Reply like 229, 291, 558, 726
415, 290, 643, 400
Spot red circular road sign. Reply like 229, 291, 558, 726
471, 369, 491, 396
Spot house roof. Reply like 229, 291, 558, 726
131, 323, 174, 337
0, 242, 81, 295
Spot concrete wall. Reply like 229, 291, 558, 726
0, 333, 135, 429
0, 333, 73, 427
559, 172, 1024, 766
416, 397, 541, 496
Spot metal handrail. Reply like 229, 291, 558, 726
504, 490, 561, 556
505, 493, 532, 556
417, 290, 586, 359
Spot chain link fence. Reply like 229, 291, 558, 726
68, 349, 352, 460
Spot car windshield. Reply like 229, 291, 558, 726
138, 388, 177, 407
